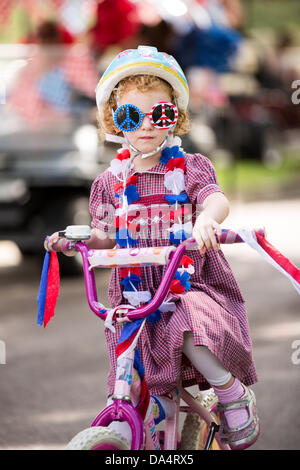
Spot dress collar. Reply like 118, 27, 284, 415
129, 160, 168, 175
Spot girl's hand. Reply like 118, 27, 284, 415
44, 232, 76, 257
192, 213, 222, 255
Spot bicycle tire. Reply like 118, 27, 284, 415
65, 426, 131, 450
180, 389, 222, 450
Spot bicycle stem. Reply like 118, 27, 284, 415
72, 241, 104, 319
125, 237, 193, 321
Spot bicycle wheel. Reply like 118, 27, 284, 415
66, 426, 131, 450
180, 389, 222, 450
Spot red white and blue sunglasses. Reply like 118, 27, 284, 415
113, 101, 178, 132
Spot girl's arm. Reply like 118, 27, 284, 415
47, 227, 115, 254
192, 192, 230, 254
85, 227, 116, 250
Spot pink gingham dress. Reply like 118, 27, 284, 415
89, 152, 258, 397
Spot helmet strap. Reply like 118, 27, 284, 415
105, 130, 177, 159
126, 134, 169, 159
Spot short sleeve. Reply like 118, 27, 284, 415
184, 153, 223, 205
89, 172, 115, 234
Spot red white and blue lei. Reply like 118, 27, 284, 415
108, 142, 195, 319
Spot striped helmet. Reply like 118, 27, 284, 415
95, 45, 189, 115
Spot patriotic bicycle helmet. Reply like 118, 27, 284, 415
95, 45, 189, 115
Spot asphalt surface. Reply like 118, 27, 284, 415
0, 198, 300, 450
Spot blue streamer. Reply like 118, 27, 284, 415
37, 251, 50, 326
118, 319, 144, 352
133, 347, 145, 380
147, 309, 161, 324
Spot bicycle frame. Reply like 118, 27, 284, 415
66, 237, 233, 450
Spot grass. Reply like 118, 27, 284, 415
242, 0, 300, 31
0, 6, 31, 44
215, 151, 300, 200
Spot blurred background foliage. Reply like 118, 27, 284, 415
1, 0, 300, 43
243, 0, 300, 32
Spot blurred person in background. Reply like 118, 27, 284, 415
87, 0, 141, 58
220, 0, 245, 30
170, 0, 243, 74
6, 19, 99, 129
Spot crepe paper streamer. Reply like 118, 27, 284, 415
116, 320, 151, 422
37, 248, 60, 328
133, 347, 151, 421
146, 309, 161, 324
237, 227, 300, 295
116, 318, 145, 360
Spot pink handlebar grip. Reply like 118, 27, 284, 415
44, 236, 71, 252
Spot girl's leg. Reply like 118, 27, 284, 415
182, 332, 248, 428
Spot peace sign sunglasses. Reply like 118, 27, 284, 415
113, 101, 178, 132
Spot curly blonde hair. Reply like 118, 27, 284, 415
97, 74, 190, 141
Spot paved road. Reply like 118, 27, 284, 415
0, 198, 299, 450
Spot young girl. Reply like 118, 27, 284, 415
49, 46, 260, 449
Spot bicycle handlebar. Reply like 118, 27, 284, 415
47, 227, 265, 323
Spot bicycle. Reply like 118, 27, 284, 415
44, 225, 264, 451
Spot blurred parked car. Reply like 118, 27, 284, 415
0, 117, 114, 275
0, 41, 114, 275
